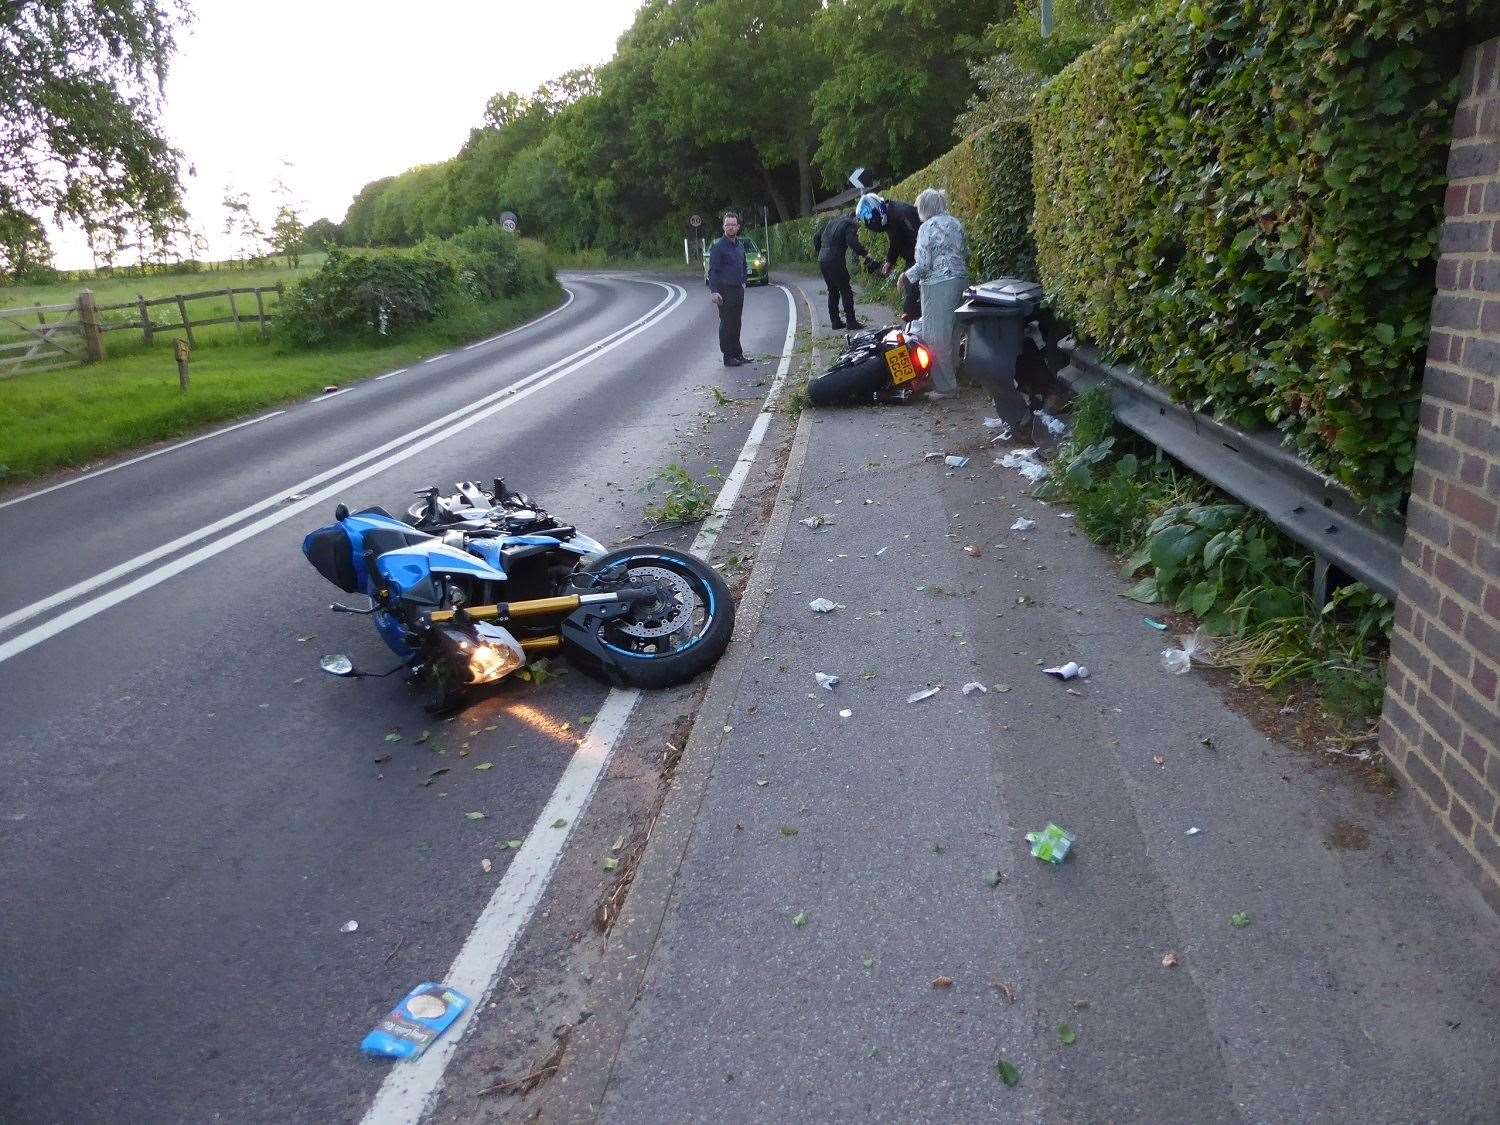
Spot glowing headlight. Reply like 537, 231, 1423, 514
468, 642, 523, 684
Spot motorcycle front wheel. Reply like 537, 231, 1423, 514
572, 546, 735, 689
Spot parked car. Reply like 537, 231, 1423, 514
702, 237, 770, 286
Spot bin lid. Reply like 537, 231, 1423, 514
962, 277, 1043, 312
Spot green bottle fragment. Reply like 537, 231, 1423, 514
1025, 823, 1075, 864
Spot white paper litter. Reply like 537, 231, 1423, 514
799, 515, 833, 529
874, 545, 889, 557
1185, 827, 1201, 837
813, 672, 840, 691
906, 685, 942, 704
961, 682, 988, 695
838, 708, 852, 718
341, 920, 359, 933
1043, 662, 1089, 681
996, 448, 1051, 482
808, 598, 844, 614
1036, 411, 1068, 436
1010, 517, 1036, 532
944, 455, 969, 468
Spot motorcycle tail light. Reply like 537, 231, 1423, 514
914, 345, 931, 371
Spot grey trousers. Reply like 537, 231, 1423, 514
918, 273, 968, 393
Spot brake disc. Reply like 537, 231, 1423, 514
614, 566, 696, 640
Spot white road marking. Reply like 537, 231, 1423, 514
0, 411, 285, 512
358, 282, 801, 1125
310, 388, 351, 402
0, 282, 680, 649
423, 353, 452, 364
0, 288, 580, 513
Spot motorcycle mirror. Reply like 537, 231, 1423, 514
335, 503, 349, 521
319, 654, 356, 677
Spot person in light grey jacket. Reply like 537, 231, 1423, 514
898, 188, 968, 395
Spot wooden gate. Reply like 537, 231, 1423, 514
0, 303, 84, 377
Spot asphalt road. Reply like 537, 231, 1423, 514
0, 273, 796, 1124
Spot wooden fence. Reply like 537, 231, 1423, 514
0, 283, 285, 377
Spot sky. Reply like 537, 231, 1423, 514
51, 0, 641, 268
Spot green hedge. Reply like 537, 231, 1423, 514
280, 225, 551, 347
763, 117, 1036, 280
1033, 0, 1482, 508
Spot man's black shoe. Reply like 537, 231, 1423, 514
724, 355, 748, 367
829, 321, 845, 330
846, 320, 867, 330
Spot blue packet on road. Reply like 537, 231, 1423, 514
361, 982, 470, 1060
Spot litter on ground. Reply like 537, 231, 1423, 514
1010, 518, 1036, 532
1026, 824, 1075, 864
1144, 618, 1169, 631
906, 685, 942, 704
813, 672, 840, 691
809, 598, 844, 614
962, 682, 988, 695
1161, 629, 1214, 675
799, 515, 833, 529
944, 455, 970, 468
1044, 661, 1089, 681
360, 982, 470, 1061
996, 448, 1051, 482
341, 920, 359, 933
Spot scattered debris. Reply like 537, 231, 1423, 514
799, 515, 833, 529
1144, 618, 1168, 631
983, 869, 1007, 887
1025, 823, 1075, 864
481, 858, 493, 873
1043, 661, 1089, 681
361, 983, 469, 1060
1185, 827, 1202, 837
341, 920, 359, 933
808, 597, 844, 614
551, 817, 568, 829
1036, 411, 1067, 436
995, 982, 1017, 1004
923, 451, 945, 461
838, 709, 853, 718
862, 956, 875, 969
602, 856, 619, 872
422, 767, 449, 786
813, 672, 840, 691
1152, 755, 1166, 767
1161, 951, 1180, 969
791, 911, 809, 928
465, 811, 487, 821
983, 417, 1012, 440
874, 545, 889, 557
996, 448, 1050, 482
963, 544, 983, 557
996, 1058, 1021, 1087
503, 839, 523, 849
384, 732, 402, 743
1010, 517, 1036, 532
906, 685, 942, 704
1057, 1024, 1077, 1046
931, 976, 954, 989
322, 384, 340, 395
992, 683, 1012, 693
778, 826, 799, 838
1160, 629, 1214, 675
944, 455, 970, 468
283, 493, 308, 503
1230, 911, 1252, 929
962, 681, 988, 695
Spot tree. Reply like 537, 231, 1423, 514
0, 212, 54, 282
271, 205, 305, 267
302, 218, 342, 251
0, 1, 190, 275
809, 0, 995, 182
221, 189, 265, 266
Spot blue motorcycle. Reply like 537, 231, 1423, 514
302, 478, 734, 709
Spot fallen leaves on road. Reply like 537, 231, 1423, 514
384, 733, 402, 743
984, 869, 1007, 888
932, 976, 954, 989
779, 826, 799, 837
474, 762, 494, 771
1161, 951, 1180, 969
862, 955, 874, 969
994, 982, 1017, 1004
1230, 911, 1252, 928
996, 1058, 1021, 1087
791, 911, 808, 928
422, 768, 449, 787
551, 817, 569, 829
465, 811, 487, 821
602, 857, 619, 872
1057, 1024, 1077, 1046
503, 839, 523, 849
414, 730, 430, 745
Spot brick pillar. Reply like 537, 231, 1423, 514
1379, 36, 1500, 915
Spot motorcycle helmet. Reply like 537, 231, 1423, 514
855, 192, 888, 231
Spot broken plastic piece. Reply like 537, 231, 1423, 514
799, 515, 832, 528
1010, 518, 1036, 532
906, 685, 941, 704
341, 920, 359, 933
1160, 629, 1214, 675
996, 448, 1051, 482
1185, 827, 1202, 836
808, 598, 844, 614
944, 455, 969, 468
1025, 823, 1075, 864
1036, 411, 1067, 436
813, 672, 840, 691
1144, 618, 1168, 631
1043, 662, 1089, 681
360, 983, 470, 1060
838, 708, 852, 718
962, 682, 988, 695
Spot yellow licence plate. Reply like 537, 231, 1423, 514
885, 345, 916, 385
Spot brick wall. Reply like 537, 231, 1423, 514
1380, 36, 1500, 915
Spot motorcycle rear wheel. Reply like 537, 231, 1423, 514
807, 351, 889, 406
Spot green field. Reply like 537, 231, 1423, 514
0, 281, 564, 485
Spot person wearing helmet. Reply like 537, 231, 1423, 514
813, 206, 873, 330
857, 192, 923, 322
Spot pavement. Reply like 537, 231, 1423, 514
0, 273, 800, 1124
531, 276, 1500, 1124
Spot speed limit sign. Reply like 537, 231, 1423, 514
500, 211, 518, 233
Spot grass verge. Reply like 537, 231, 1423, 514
1038, 387, 1392, 733
0, 283, 564, 485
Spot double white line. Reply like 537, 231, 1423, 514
0, 280, 686, 667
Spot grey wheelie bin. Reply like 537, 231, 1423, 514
955, 277, 1046, 430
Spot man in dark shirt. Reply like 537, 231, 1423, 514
813, 208, 871, 330
857, 192, 922, 321
706, 211, 749, 366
